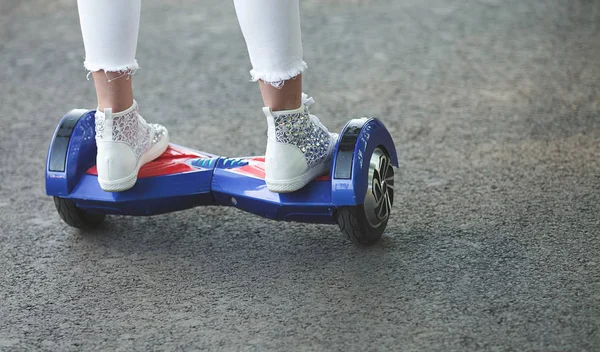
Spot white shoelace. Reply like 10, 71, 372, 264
302, 93, 330, 133
302, 93, 315, 108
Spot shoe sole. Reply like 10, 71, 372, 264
98, 132, 170, 192
266, 161, 330, 193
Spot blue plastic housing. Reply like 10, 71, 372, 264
331, 118, 398, 206
46, 110, 398, 223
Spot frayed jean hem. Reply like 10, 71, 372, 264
84, 60, 139, 81
250, 61, 307, 88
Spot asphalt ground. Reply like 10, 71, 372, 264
1, 0, 599, 350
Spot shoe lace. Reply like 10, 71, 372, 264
302, 93, 329, 132
302, 93, 315, 108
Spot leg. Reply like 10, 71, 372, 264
258, 75, 302, 112
92, 71, 134, 112
234, 0, 337, 193
78, 0, 140, 112
77, 0, 168, 192
233, 0, 305, 110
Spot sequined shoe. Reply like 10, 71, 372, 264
263, 93, 338, 193
95, 100, 169, 192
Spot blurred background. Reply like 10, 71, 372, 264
1, 0, 599, 350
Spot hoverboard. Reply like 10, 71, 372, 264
46, 110, 397, 245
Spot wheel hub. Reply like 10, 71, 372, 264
364, 148, 395, 228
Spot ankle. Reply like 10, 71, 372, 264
268, 101, 302, 112
92, 70, 134, 113
259, 74, 303, 111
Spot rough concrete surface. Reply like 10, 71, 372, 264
1, 0, 599, 351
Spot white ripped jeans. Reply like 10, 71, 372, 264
77, 0, 306, 86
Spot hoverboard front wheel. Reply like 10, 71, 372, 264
336, 147, 394, 245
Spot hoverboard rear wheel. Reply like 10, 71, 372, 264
336, 147, 394, 245
53, 197, 106, 229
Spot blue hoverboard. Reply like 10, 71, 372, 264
45, 109, 397, 245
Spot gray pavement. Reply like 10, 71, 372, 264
1, 0, 599, 350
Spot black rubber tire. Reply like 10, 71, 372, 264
336, 205, 388, 246
53, 197, 105, 229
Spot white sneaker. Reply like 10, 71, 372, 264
263, 93, 338, 193
94, 100, 169, 192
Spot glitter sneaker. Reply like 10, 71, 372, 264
94, 100, 169, 192
263, 93, 338, 193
